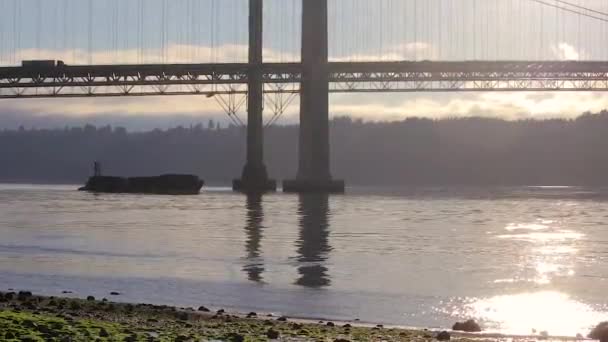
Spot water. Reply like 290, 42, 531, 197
1, 184, 608, 337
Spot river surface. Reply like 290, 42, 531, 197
1, 183, 607, 336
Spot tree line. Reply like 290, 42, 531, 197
2, 111, 608, 186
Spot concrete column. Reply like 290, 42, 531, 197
233, 0, 276, 192
283, 0, 344, 193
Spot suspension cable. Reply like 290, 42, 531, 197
553, 0, 608, 16
527, 0, 608, 22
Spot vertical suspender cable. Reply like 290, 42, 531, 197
0, 0, 4, 66
53, 0, 58, 53
14, 0, 18, 64
359, 1, 373, 59
118, 0, 123, 62
162, 0, 167, 63
172, 1, 176, 62
121, 1, 125, 63
363, 1, 376, 59
114, 0, 118, 63
448, 0, 452, 59
110, 0, 114, 62
473, 0, 477, 59
388, 0, 391, 59
520, 0, 524, 59
197, 0, 201, 62
555, 0, 558, 58
36, 0, 41, 59
230, 0, 233, 62
540, 0, 543, 59
181, 0, 184, 62
380, 0, 384, 60
578, 0, 581, 60
282, 0, 286, 62
390, 0, 394, 59
190, 0, 194, 62
211, 0, 215, 63
427, 0, 431, 59
88, 0, 93, 64
509, 0, 513, 59
62, 0, 67, 62
496, 0, 499, 60
353, 0, 357, 61
486, 0, 490, 59
359, 1, 372, 60
12, 0, 17, 65
406, 0, 410, 60
414, 0, 417, 61
562, 0, 570, 56
462, 0, 466, 60
142, 0, 146, 64
439, 0, 442, 60
193, 0, 198, 62
138, 0, 142, 64
423, 0, 426, 59
340, 0, 345, 60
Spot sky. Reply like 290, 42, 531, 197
0, 0, 607, 129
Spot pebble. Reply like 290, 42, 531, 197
452, 319, 482, 332
589, 322, 608, 342
266, 329, 280, 339
437, 331, 451, 341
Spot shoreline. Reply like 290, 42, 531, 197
0, 291, 591, 341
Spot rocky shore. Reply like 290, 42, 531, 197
0, 290, 602, 341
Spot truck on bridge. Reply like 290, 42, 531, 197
21, 60, 66, 69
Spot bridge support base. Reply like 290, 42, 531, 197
233, 164, 277, 193
283, 179, 345, 194
233, 179, 277, 193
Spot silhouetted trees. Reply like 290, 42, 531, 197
2, 110, 608, 185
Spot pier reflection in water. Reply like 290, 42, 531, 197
242, 193, 333, 288
294, 194, 332, 288
243, 193, 265, 283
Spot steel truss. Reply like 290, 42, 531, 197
1, 61, 608, 99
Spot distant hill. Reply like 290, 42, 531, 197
2, 111, 608, 186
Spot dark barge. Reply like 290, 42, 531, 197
79, 174, 204, 195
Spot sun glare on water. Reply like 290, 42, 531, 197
450, 218, 608, 336
467, 291, 606, 337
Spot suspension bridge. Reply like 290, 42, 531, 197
0, 0, 607, 192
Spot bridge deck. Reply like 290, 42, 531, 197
1, 61, 608, 98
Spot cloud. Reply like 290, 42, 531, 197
551, 43, 583, 61
330, 41, 435, 62
330, 92, 608, 121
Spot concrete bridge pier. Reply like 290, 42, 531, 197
233, 0, 276, 193
283, 0, 345, 193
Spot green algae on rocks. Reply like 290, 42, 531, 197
0, 291, 537, 341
